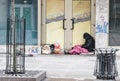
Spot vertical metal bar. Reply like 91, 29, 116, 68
6, 18, 10, 73
13, 20, 16, 74
10, 20, 12, 73
23, 17, 26, 73
11, 0, 17, 74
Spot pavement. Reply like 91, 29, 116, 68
44, 78, 117, 81
0, 54, 120, 81
44, 78, 93, 81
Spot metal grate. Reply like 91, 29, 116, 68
6, 17, 26, 74
94, 48, 118, 80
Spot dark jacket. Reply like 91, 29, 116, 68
81, 33, 95, 52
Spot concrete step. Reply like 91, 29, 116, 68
43, 78, 75, 81
0, 70, 46, 81
43, 78, 117, 81
43, 78, 93, 81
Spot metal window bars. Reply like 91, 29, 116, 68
6, 17, 26, 75
94, 48, 118, 80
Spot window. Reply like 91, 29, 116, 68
109, 0, 120, 46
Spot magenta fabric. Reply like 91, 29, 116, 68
68, 45, 89, 54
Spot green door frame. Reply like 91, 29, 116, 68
15, 5, 33, 30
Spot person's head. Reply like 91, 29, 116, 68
83, 32, 92, 39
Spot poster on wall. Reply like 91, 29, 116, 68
25, 46, 41, 56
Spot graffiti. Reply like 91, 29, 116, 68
95, 0, 109, 48
99, 4, 108, 13
96, 0, 108, 13
96, 22, 108, 33
96, 15, 108, 33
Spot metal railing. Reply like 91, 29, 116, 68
94, 48, 118, 80
6, 17, 26, 75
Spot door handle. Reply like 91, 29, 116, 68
63, 19, 66, 30
71, 19, 74, 30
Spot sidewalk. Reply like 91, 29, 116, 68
0, 54, 120, 80
44, 78, 93, 81
25, 54, 96, 79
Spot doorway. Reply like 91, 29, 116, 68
15, 5, 32, 30
15, 0, 38, 45
41, 0, 94, 50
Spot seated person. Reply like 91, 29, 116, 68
68, 32, 95, 54
81, 32, 95, 52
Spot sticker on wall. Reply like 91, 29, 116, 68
25, 46, 41, 56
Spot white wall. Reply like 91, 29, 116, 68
95, 0, 109, 48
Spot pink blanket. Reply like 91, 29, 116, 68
68, 45, 89, 54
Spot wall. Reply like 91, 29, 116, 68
0, 0, 7, 29
95, 0, 109, 48
0, 0, 7, 44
